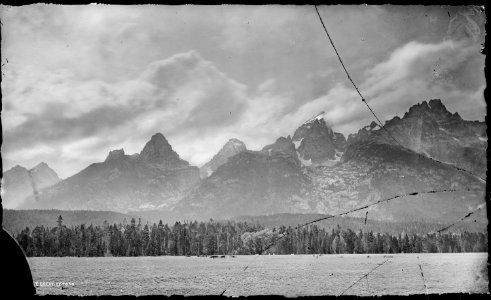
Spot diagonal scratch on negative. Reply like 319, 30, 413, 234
233, 188, 484, 293
260, 188, 474, 254
417, 256, 428, 294
432, 203, 486, 234
339, 259, 390, 296
404, 203, 486, 251
422, 154, 486, 183
314, 5, 486, 185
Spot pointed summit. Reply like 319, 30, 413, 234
303, 111, 326, 125
199, 138, 247, 178
405, 99, 454, 119
149, 132, 171, 146
291, 112, 346, 164
261, 136, 300, 166
29, 162, 61, 185
294, 112, 332, 141
428, 99, 445, 110
222, 138, 247, 153
2, 162, 60, 209
32, 162, 49, 169
140, 133, 173, 161
105, 149, 126, 162
348, 98, 486, 178
140, 133, 189, 168
9, 165, 28, 173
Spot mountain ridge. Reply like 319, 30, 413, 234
9, 99, 486, 225
18, 133, 200, 212
199, 138, 247, 178
1, 162, 61, 209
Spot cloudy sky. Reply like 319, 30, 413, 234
1, 5, 486, 178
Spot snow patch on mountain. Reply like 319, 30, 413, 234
297, 151, 312, 166
293, 138, 303, 149
303, 111, 325, 125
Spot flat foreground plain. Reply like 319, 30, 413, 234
28, 253, 488, 296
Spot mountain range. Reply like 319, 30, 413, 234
1, 162, 61, 209
3, 99, 487, 224
16, 133, 200, 212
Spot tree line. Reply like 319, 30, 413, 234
15, 216, 487, 257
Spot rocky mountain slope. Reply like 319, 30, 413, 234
11, 99, 486, 224
348, 99, 487, 178
1, 162, 61, 209
175, 143, 311, 220
292, 112, 346, 166
199, 138, 247, 178
19, 133, 200, 212
174, 99, 486, 222
308, 139, 484, 222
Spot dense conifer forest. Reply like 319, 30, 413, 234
15, 215, 487, 257
4, 209, 486, 236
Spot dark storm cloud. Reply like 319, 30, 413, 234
2, 103, 140, 151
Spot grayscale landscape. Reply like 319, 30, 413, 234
28, 253, 488, 296
0, 4, 487, 296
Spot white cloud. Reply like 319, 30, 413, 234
257, 78, 276, 94
357, 39, 485, 125
1, 50, 250, 177
1, 5, 485, 178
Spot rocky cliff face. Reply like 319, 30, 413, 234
13, 99, 486, 224
20, 133, 200, 212
2, 163, 61, 209
292, 112, 346, 166
173, 99, 486, 223
140, 133, 190, 169
348, 99, 487, 178
199, 138, 247, 178
261, 136, 301, 166
174, 149, 311, 220
310, 139, 485, 222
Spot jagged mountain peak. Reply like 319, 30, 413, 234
262, 136, 296, 153
303, 111, 326, 125
2, 162, 61, 209
369, 121, 379, 129
147, 132, 171, 146
32, 162, 49, 169
293, 118, 330, 141
29, 162, 60, 182
139, 133, 189, 168
223, 138, 247, 151
428, 98, 445, 110
261, 136, 300, 166
8, 165, 28, 172
404, 99, 460, 121
105, 149, 126, 162
361, 121, 381, 131
348, 98, 486, 178
199, 138, 247, 178
291, 112, 346, 164
29, 162, 59, 177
